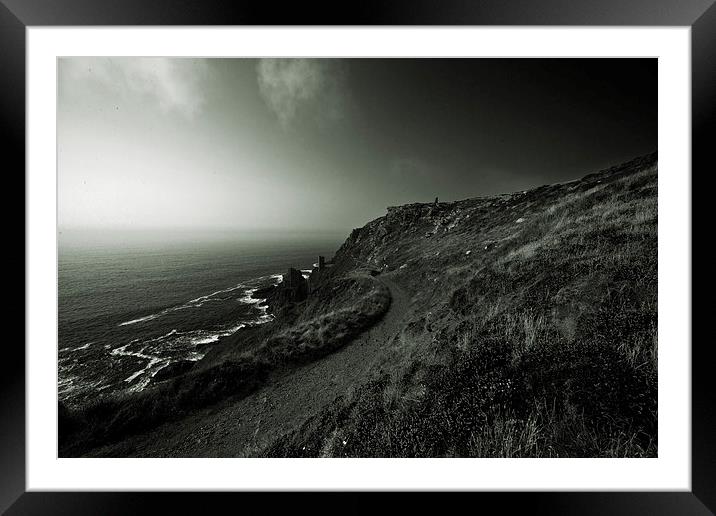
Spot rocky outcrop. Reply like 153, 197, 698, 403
252, 268, 311, 316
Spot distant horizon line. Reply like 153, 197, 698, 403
58, 226, 352, 234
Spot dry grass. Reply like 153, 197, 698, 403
262, 155, 658, 458
63, 154, 659, 459
255, 283, 391, 365
467, 400, 655, 458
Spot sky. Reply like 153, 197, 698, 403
58, 58, 657, 234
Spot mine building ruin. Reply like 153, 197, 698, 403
282, 267, 308, 302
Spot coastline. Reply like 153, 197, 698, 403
58, 154, 658, 458
58, 267, 308, 405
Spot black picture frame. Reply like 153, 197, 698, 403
2, 1, 711, 514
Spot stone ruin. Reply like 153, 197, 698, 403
281, 267, 308, 303
280, 256, 331, 302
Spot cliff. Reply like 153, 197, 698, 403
60, 152, 658, 458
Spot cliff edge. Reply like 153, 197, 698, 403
60, 152, 658, 458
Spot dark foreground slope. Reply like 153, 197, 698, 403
61, 153, 658, 458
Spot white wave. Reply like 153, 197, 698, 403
191, 334, 221, 345
109, 343, 130, 357
239, 288, 262, 304
185, 321, 249, 347
118, 283, 247, 326
255, 313, 275, 324
125, 357, 165, 383
150, 329, 178, 341
60, 342, 93, 353
223, 322, 247, 333
111, 272, 289, 393
71, 342, 92, 351
111, 330, 178, 365
184, 283, 246, 306
126, 357, 170, 392
118, 271, 287, 327
119, 313, 162, 326
58, 375, 78, 395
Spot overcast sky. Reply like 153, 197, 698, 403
58, 58, 656, 234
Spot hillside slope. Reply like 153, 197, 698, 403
65, 153, 658, 458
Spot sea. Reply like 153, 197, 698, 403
58, 229, 344, 407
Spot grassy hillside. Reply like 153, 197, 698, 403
60, 153, 658, 458
264, 153, 658, 457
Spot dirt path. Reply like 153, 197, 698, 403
92, 273, 413, 457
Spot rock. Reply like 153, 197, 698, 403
253, 285, 277, 299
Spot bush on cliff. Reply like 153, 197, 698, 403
255, 283, 390, 365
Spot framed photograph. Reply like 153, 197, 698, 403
4, 0, 711, 513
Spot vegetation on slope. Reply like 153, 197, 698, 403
263, 154, 658, 457
60, 153, 658, 458
59, 278, 391, 455
255, 281, 390, 366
